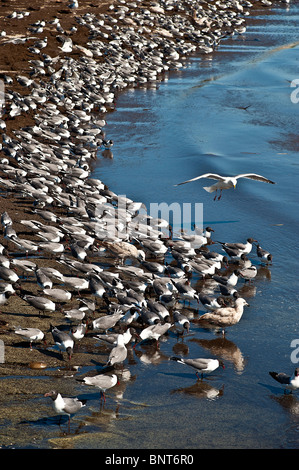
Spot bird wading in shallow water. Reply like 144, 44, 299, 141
170, 356, 224, 379
175, 172, 275, 200
76, 373, 118, 401
44, 390, 86, 431
269, 368, 299, 393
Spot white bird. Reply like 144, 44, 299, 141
70, 322, 87, 341
170, 356, 224, 379
63, 276, 89, 292
77, 373, 118, 401
64, 308, 86, 322
44, 390, 86, 430
14, 327, 45, 349
105, 333, 128, 368
50, 324, 74, 360
269, 368, 299, 393
175, 172, 275, 200
217, 238, 257, 258
137, 322, 172, 346
43, 288, 72, 303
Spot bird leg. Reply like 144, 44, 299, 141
218, 190, 223, 201
213, 190, 218, 201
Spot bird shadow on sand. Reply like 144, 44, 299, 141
88, 358, 115, 373
20, 414, 88, 435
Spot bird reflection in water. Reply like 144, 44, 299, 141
134, 342, 169, 366
102, 149, 113, 159
171, 380, 224, 400
190, 336, 246, 373
270, 393, 299, 416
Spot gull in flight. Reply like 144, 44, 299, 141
175, 172, 276, 200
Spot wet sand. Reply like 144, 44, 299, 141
0, 0, 288, 448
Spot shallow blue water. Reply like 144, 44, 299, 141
90, 3, 299, 449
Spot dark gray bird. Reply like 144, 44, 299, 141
212, 270, 240, 288
173, 310, 190, 334
35, 268, 53, 290
136, 322, 172, 347
50, 324, 74, 360
76, 373, 118, 401
91, 310, 124, 332
269, 368, 299, 393
198, 293, 226, 311
105, 333, 127, 368
14, 327, 45, 349
256, 244, 273, 264
1, 211, 12, 228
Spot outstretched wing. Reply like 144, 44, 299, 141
269, 371, 290, 385
175, 173, 225, 186
235, 173, 276, 184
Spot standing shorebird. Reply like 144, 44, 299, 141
170, 356, 224, 379
50, 324, 74, 361
269, 368, 299, 393
44, 390, 86, 431
14, 327, 45, 349
76, 373, 118, 401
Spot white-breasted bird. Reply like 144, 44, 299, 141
44, 390, 86, 429
76, 373, 118, 401
50, 324, 74, 360
14, 327, 45, 349
170, 356, 224, 379
175, 172, 275, 200
269, 368, 299, 393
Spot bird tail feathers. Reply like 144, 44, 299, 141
203, 186, 215, 193
170, 356, 185, 364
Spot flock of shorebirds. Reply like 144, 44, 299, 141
1, 202, 284, 430
0, 0, 294, 433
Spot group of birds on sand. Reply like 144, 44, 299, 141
1, 198, 290, 431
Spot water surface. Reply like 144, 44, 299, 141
90, 2, 299, 449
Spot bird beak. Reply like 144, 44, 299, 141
233, 184, 236, 189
